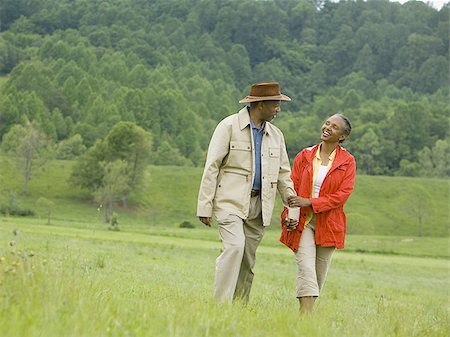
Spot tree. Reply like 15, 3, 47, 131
400, 187, 432, 238
431, 139, 450, 178
357, 128, 381, 175
353, 44, 376, 79
226, 44, 251, 87
418, 139, 450, 178
392, 33, 445, 89
37, 197, 55, 225
56, 134, 86, 159
1, 122, 50, 194
417, 147, 434, 177
0, 94, 22, 137
94, 160, 130, 223
70, 139, 108, 191
104, 121, 152, 197
0, 0, 447, 180
0, 37, 17, 74
289, 0, 316, 39
7, 61, 55, 107
70, 122, 152, 205
153, 140, 192, 166
416, 56, 449, 93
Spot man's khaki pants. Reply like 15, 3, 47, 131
213, 195, 264, 303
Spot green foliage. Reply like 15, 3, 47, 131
0, 190, 35, 217
1, 156, 448, 238
0, 0, 447, 176
94, 160, 130, 223
56, 134, 86, 159
103, 121, 152, 188
108, 212, 120, 231
36, 196, 54, 224
71, 122, 152, 221
179, 221, 195, 229
1, 122, 52, 194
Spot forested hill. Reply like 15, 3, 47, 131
0, 0, 448, 177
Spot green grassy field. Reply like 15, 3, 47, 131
0, 156, 449, 336
1, 156, 448, 237
0, 218, 448, 337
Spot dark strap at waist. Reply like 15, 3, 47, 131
251, 190, 260, 197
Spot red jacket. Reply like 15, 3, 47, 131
280, 144, 356, 251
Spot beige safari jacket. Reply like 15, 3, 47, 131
197, 107, 295, 226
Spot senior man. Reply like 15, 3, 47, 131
197, 82, 296, 303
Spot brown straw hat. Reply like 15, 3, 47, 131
239, 82, 291, 103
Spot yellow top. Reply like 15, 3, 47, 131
304, 144, 336, 227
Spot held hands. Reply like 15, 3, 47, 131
199, 216, 211, 227
284, 195, 312, 231
284, 217, 298, 232
288, 196, 312, 207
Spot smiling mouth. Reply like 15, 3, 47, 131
322, 130, 331, 137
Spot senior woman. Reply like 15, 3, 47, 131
280, 114, 356, 314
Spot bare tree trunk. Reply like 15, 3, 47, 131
23, 156, 32, 195
418, 210, 424, 238
104, 197, 113, 223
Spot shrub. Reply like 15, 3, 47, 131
108, 212, 120, 231
179, 221, 195, 228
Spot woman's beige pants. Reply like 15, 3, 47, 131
213, 195, 264, 303
295, 216, 335, 298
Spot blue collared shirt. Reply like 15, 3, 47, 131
250, 117, 265, 191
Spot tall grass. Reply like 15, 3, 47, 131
0, 219, 448, 337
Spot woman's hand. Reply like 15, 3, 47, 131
288, 196, 312, 207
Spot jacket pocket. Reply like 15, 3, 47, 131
228, 141, 252, 170
269, 147, 280, 158
215, 168, 251, 206
268, 147, 281, 175
222, 168, 250, 181
327, 217, 344, 233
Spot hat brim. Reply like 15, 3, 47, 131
239, 94, 291, 103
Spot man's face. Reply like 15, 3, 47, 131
260, 100, 281, 122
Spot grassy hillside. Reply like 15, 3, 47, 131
0, 76, 7, 89
0, 220, 448, 337
0, 156, 448, 237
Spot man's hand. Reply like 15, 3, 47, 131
284, 217, 298, 231
199, 216, 212, 227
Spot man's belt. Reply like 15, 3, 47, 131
251, 190, 260, 197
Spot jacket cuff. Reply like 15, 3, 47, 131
197, 205, 213, 218
310, 199, 321, 213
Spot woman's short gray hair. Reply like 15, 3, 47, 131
335, 114, 352, 142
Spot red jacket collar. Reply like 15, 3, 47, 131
305, 144, 352, 172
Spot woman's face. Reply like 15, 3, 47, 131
321, 115, 346, 144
